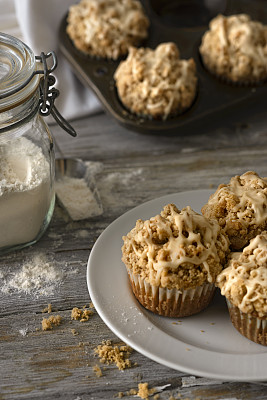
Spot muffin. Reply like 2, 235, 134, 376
122, 204, 229, 317
216, 232, 267, 345
202, 171, 267, 250
66, 0, 149, 60
199, 14, 267, 84
114, 42, 198, 119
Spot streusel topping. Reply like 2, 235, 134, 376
114, 43, 197, 119
122, 204, 229, 289
67, 0, 149, 59
201, 171, 267, 250
216, 232, 267, 318
200, 14, 267, 82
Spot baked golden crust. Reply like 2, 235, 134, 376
199, 14, 267, 83
66, 0, 149, 60
122, 204, 229, 290
216, 232, 267, 318
201, 171, 267, 250
114, 43, 197, 119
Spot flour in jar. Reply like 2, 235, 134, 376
0, 136, 53, 249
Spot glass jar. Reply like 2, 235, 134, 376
0, 33, 74, 254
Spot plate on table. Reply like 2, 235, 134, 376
87, 190, 267, 382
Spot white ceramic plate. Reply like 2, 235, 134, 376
87, 190, 267, 382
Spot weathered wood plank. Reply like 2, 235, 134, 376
1, 111, 267, 400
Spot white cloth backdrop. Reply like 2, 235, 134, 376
0, 0, 102, 120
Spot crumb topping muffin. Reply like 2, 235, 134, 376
66, 0, 149, 59
199, 14, 267, 83
217, 232, 267, 318
122, 204, 229, 290
114, 43, 198, 119
202, 171, 267, 250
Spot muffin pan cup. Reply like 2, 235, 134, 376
59, 0, 267, 135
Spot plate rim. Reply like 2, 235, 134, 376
87, 189, 267, 382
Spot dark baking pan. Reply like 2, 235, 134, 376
58, 0, 267, 135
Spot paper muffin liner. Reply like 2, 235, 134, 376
127, 268, 215, 317
226, 300, 267, 346
116, 84, 199, 122
199, 54, 267, 87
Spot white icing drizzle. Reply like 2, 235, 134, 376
211, 14, 267, 64
123, 204, 229, 286
208, 171, 267, 225
217, 232, 267, 317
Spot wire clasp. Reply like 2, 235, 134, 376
36, 52, 76, 137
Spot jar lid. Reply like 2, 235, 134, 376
0, 33, 40, 111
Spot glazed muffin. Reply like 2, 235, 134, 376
199, 14, 267, 84
202, 171, 267, 250
216, 232, 267, 345
66, 0, 149, 60
122, 204, 229, 317
114, 42, 198, 119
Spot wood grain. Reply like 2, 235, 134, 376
1, 111, 267, 400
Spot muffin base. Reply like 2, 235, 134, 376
226, 300, 267, 346
199, 54, 267, 87
127, 269, 215, 317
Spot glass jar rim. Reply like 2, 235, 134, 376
0, 32, 40, 112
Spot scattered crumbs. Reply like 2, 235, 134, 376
136, 383, 156, 399
94, 340, 132, 371
200, 330, 205, 333
210, 322, 215, 325
19, 328, 28, 337
42, 315, 62, 331
89, 302, 94, 309
42, 303, 52, 313
209, 183, 215, 188
71, 306, 93, 322
117, 384, 170, 399
71, 328, 79, 336
93, 365, 103, 378
186, 348, 191, 351
172, 322, 178, 325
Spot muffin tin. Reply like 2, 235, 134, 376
59, 0, 267, 135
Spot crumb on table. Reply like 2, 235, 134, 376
94, 340, 132, 371
71, 306, 93, 322
93, 364, 103, 377
42, 315, 62, 331
42, 303, 52, 313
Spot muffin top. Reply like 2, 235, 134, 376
201, 171, 267, 249
199, 14, 267, 83
67, 0, 149, 59
114, 43, 197, 119
122, 204, 229, 290
216, 232, 267, 318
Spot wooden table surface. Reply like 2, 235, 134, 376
1, 108, 267, 400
